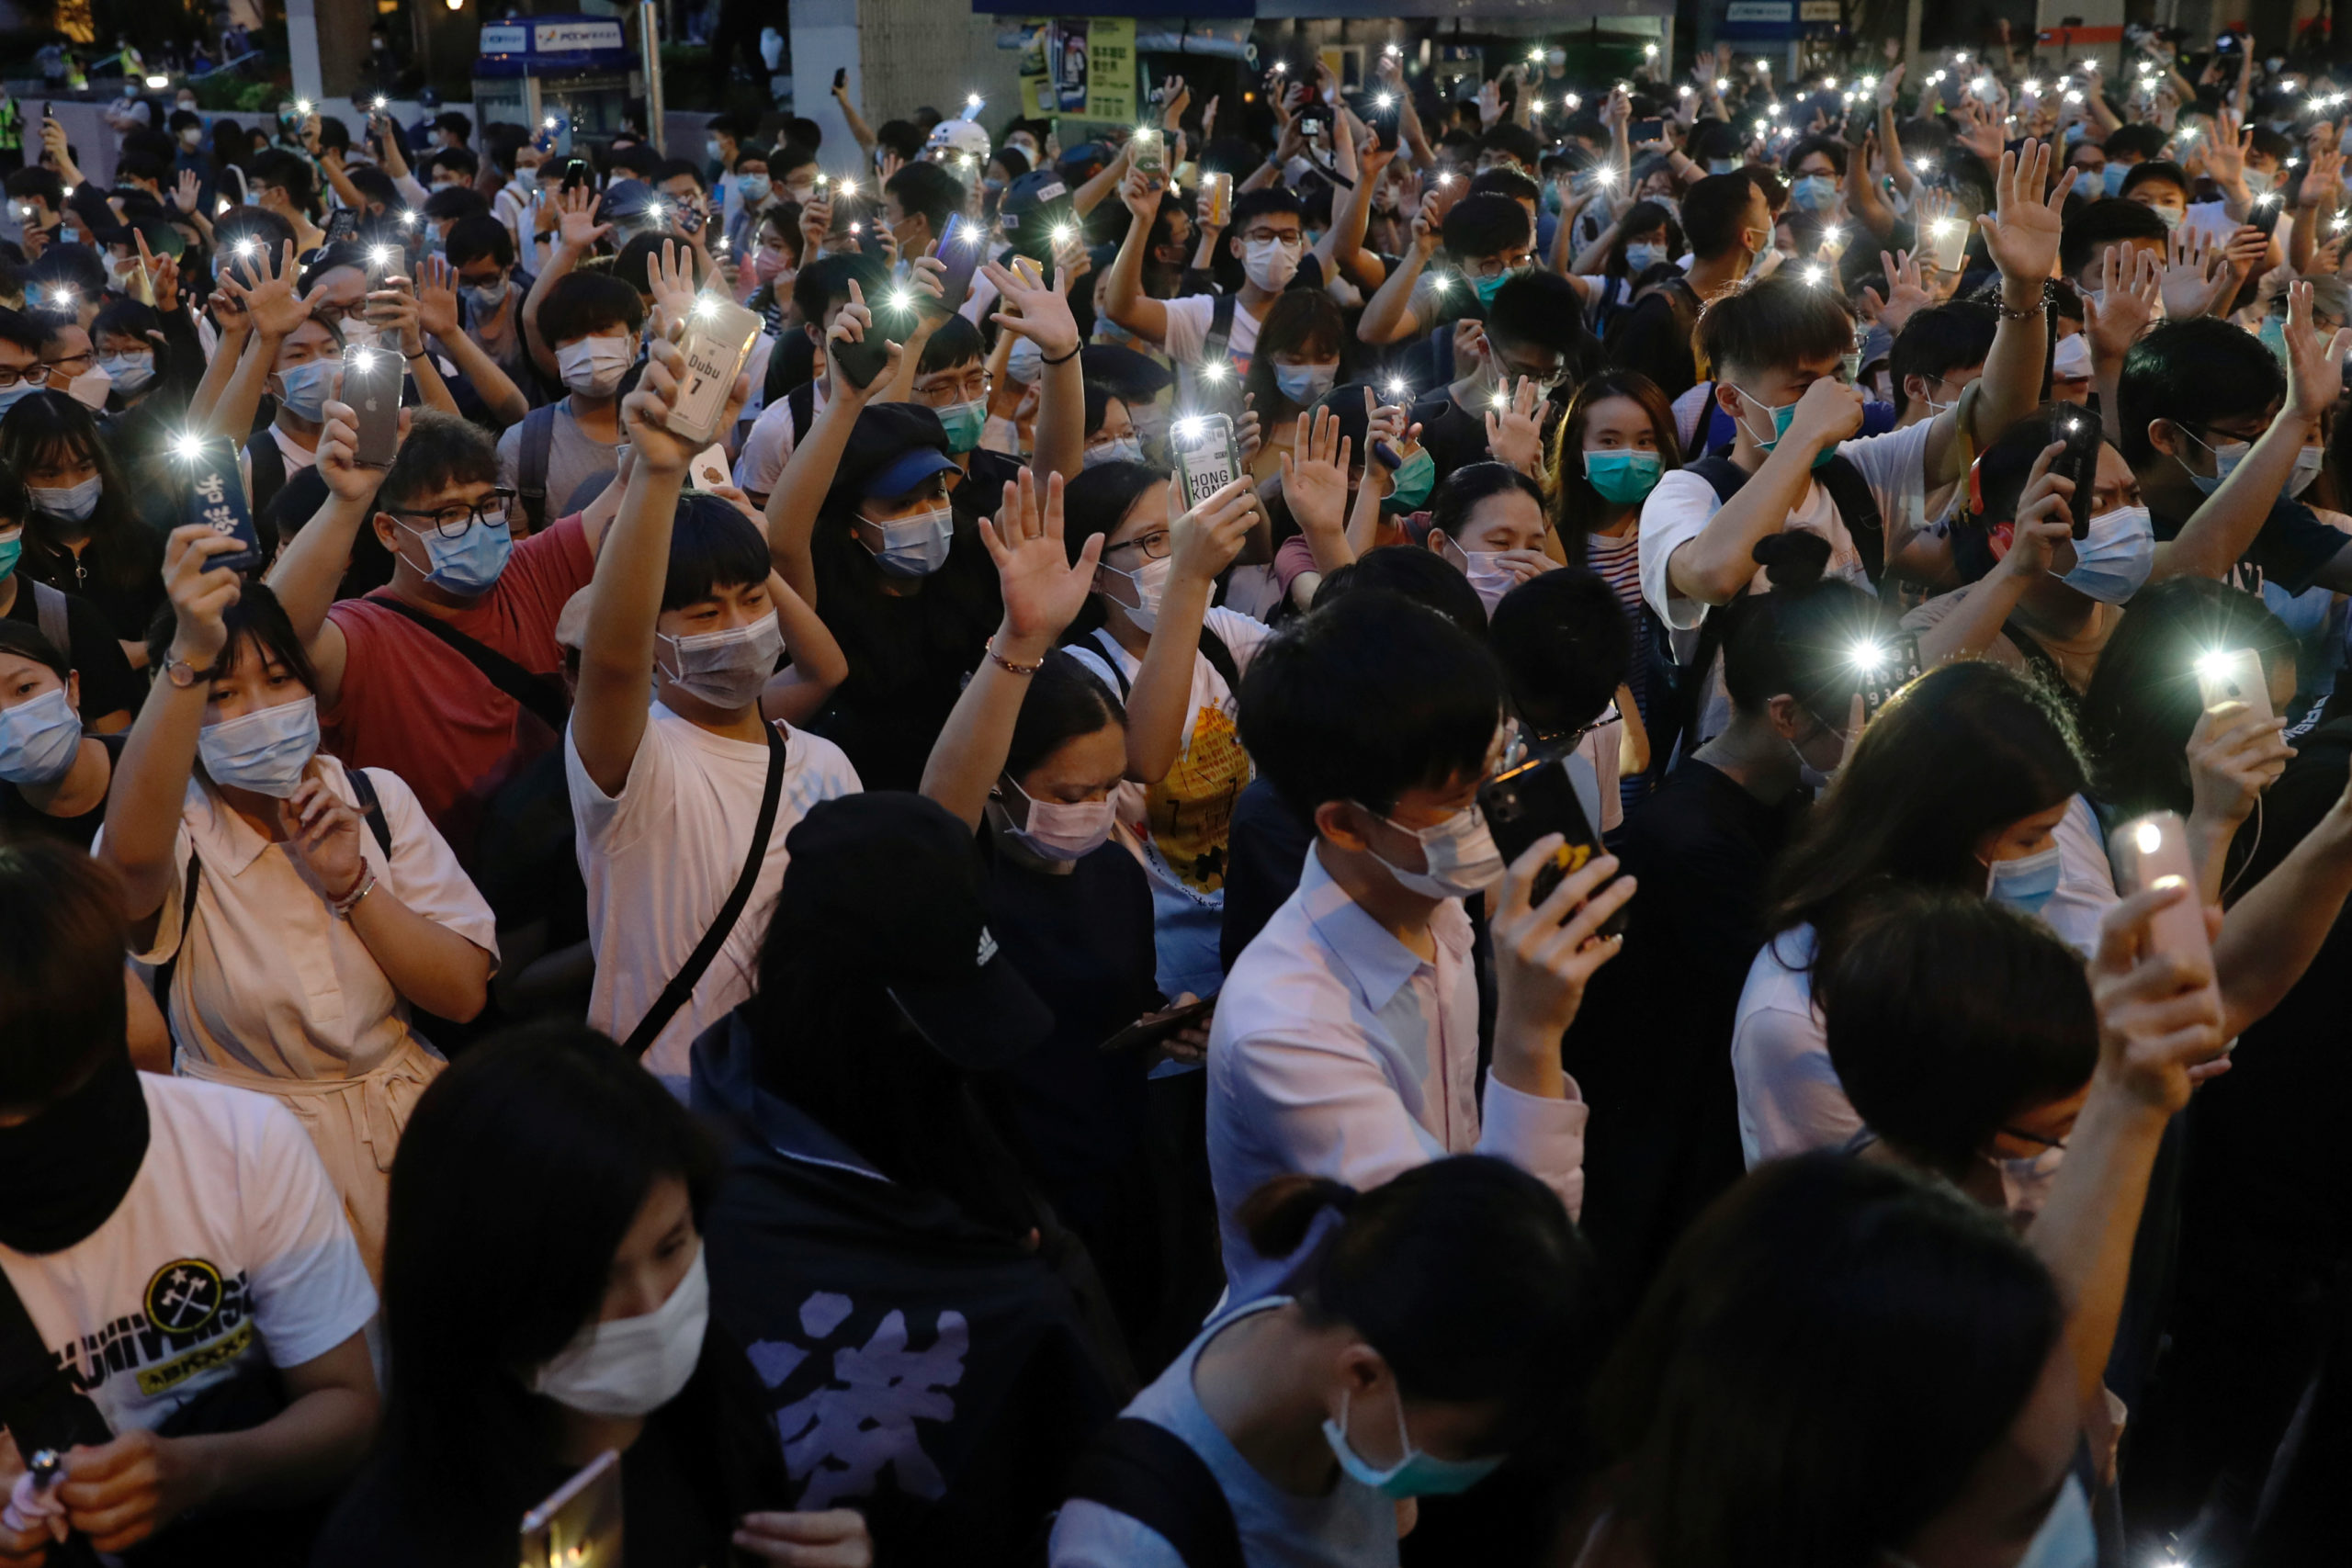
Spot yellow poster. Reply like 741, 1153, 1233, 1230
1018, 17, 1137, 123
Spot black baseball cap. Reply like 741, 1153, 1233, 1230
823, 402, 961, 510
998, 169, 1073, 257
775, 794, 1052, 1069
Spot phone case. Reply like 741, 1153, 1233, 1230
344, 344, 403, 468
1132, 129, 1165, 176
1856, 631, 1923, 722
1171, 414, 1242, 511
1096, 998, 1216, 1054
831, 335, 890, 392
667, 296, 763, 446
519, 1450, 622, 1568
2110, 811, 2220, 1013
935, 214, 984, 309
2196, 648, 2271, 720
688, 443, 731, 491
1477, 754, 1627, 933
2053, 410, 2102, 537
1199, 172, 1233, 230
181, 437, 263, 577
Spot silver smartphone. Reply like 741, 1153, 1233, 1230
667, 295, 763, 447
2109, 809, 2222, 1050
2195, 647, 2272, 722
518, 1449, 622, 1568
343, 344, 402, 468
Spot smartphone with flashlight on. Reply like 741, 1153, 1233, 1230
178, 435, 264, 577
2109, 809, 2220, 1009
1476, 753, 1629, 934
933, 212, 984, 310
343, 343, 403, 468
1131, 126, 1165, 180
2249, 190, 2286, 237
520, 1450, 622, 1568
667, 296, 764, 447
2195, 647, 2273, 721
1853, 631, 1923, 723
1170, 412, 1243, 512
2050, 409, 2103, 539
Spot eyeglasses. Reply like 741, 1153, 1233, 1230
1102, 526, 1173, 560
1239, 229, 1306, 250
0, 366, 48, 390
393, 490, 517, 538
915, 370, 991, 405
1465, 253, 1536, 280
44, 350, 93, 378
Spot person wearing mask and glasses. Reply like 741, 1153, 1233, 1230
1106, 179, 1333, 403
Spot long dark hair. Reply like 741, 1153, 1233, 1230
2077, 575, 2292, 824
375, 1024, 720, 1540
1767, 660, 2087, 947
1003, 649, 1124, 782
1239, 289, 1345, 423
1547, 369, 1681, 561
1056, 459, 1164, 641
3, 390, 153, 601
1593, 1155, 2063, 1568
1715, 532, 1885, 723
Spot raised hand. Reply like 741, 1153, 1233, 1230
2203, 106, 2250, 187
162, 524, 247, 664
2084, 243, 2162, 362
172, 167, 200, 216
2299, 146, 2345, 210
644, 237, 699, 341
315, 398, 409, 498
1279, 406, 1351, 537
2283, 278, 2352, 423
2188, 701, 2293, 833
1491, 835, 1636, 1037
823, 278, 900, 408
1483, 376, 1547, 474
1998, 441, 2077, 580
983, 468, 1098, 650
365, 273, 424, 356
2160, 224, 2233, 319
1863, 247, 1935, 334
1875, 62, 1905, 109
1158, 74, 1191, 130
239, 240, 319, 339
1166, 472, 1258, 586
1118, 165, 1162, 224
279, 773, 368, 903
1977, 139, 2074, 284
980, 259, 1080, 360
414, 255, 460, 340
2090, 883, 2229, 1113
619, 336, 699, 475
556, 184, 610, 252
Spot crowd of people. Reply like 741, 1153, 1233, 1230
2, 21, 2350, 1567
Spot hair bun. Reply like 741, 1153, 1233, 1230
1752, 529, 1834, 592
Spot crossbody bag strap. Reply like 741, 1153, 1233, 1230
340, 767, 395, 858
0, 1258, 114, 1471
621, 723, 787, 1059
368, 597, 570, 732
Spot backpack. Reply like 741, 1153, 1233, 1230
1664, 446, 1885, 760
514, 403, 562, 535
1203, 291, 1239, 372
1043, 1418, 1243, 1568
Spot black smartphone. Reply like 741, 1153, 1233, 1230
2249, 191, 2285, 237
1476, 754, 1627, 934
1631, 118, 1667, 142
1097, 997, 1216, 1054
181, 436, 263, 577
1363, 93, 1402, 151
833, 67, 848, 91
832, 334, 889, 391
934, 212, 983, 310
2051, 407, 2102, 538
323, 208, 359, 246
561, 158, 590, 194
344, 343, 402, 468
1855, 631, 1924, 722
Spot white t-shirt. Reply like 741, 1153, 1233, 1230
1160, 294, 1263, 399
1730, 796, 2118, 1167
567, 707, 861, 1077
0, 1075, 377, 1436
1637, 417, 1935, 742
1066, 607, 1272, 1000
733, 378, 830, 498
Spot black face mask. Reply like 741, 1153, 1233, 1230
0, 1048, 150, 1255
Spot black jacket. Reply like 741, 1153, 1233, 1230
690, 1011, 1126, 1567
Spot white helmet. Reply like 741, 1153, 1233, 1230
925, 118, 992, 174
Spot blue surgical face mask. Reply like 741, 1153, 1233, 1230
98, 350, 154, 396
2101, 162, 2129, 196
1791, 174, 1839, 212
29, 476, 100, 524
854, 500, 953, 577
274, 358, 336, 423
1384, 446, 1437, 512
1585, 448, 1664, 504
0, 383, 35, 422
0, 686, 82, 785
1707, 157, 1741, 175
1985, 842, 2064, 917
401, 515, 513, 594
2179, 429, 2247, 496
1623, 242, 1666, 273
0, 532, 18, 581
1731, 384, 1837, 470
1273, 361, 1338, 406
2052, 504, 2154, 604
1322, 1382, 1503, 1500
198, 694, 320, 797
1084, 435, 1145, 468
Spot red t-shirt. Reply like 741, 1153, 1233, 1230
322, 515, 593, 866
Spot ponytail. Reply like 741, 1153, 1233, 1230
1238, 1174, 1358, 1262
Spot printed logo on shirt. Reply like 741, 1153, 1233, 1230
746, 1291, 969, 1510
1140, 702, 1250, 901
49, 1260, 256, 1396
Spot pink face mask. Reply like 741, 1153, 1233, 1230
1000, 776, 1115, 861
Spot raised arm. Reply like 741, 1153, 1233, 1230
1925, 141, 2069, 488
571, 336, 698, 796
831, 78, 877, 156
1102, 167, 1173, 347
921, 469, 1101, 828
762, 281, 899, 607
1357, 190, 1442, 344
1121, 474, 1256, 783
413, 256, 529, 427
982, 257, 1084, 483
1668, 378, 1865, 605
202, 242, 317, 450
261, 400, 412, 707
1917, 443, 2072, 670
2082, 245, 2162, 449
97, 527, 245, 924
522, 186, 611, 380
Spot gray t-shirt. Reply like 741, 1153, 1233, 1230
495, 399, 624, 521
1047, 1300, 1396, 1568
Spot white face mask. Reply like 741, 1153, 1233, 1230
656, 615, 784, 709
1363, 802, 1506, 899
528, 1245, 710, 1418
60, 366, 110, 410
1242, 236, 1302, 292
1000, 776, 1115, 861
2289, 444, 2325, 497
1083, 436, 1145, 468
1100, 553, 1171, 631
556, 334, 634, 398
1985, 1141, 2066, 1217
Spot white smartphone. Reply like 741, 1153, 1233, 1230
518, 1449, 621, 1568
1926, 210, 1971, 272
666, 295, 764, 448
688, 443, 731, 491
2109, 809, 2223, 1049
1170, 412, 1242, 512
2195, 647, 2272, 722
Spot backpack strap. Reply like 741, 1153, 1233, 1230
621, 722, 787, 1059
244, 434, 287, 518
515, 403, 560, 534
1059, 1417, 1245, 1568
368, 596, 571, 732
1196, 622, 1240, 696
1204, 291, 1238, 371
149, 850, 202, 1008
341, 766, 396, 859
29, 579, 69, 658
1816, 454, 1885, 587
787, 381, 816, 449
0, 1257, 114, 1512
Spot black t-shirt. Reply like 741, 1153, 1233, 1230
806, 513, 1004, 791
1568, 758, 1803, 1294
18, 526, 164, 648
2, 580, 141, 726
1604, 282, 1701, 400
2149, 495, 2349, 598
978, 822, 1159, 1231
1220, 775, 1313, 972
1407, 389, 1493, 485
0, 728, 120, 849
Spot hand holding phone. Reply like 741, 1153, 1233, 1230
2109, 809, 2217, 988
1170, 412, 1242, 511
176, 437, 264, 579
2050, 410, 2102, 538
1097, 997, 1216, 1054
1477, 754, 1629, 933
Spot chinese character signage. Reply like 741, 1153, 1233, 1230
1017, 17, 1136, 124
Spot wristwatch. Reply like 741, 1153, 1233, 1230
162, 653, 216, 689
